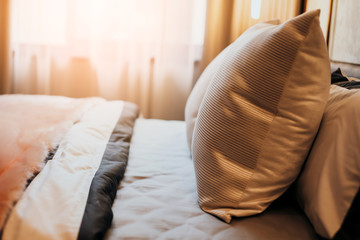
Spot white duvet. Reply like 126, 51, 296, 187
0, 94, 104, 229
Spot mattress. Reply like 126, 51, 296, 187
106, 119, 319, 240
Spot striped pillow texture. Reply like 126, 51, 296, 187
185, 20, 280, 152
192, 10, 330, 223
185, 45, 231, 152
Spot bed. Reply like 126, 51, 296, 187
1, 10, 359, 240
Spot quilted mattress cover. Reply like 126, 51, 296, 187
106, 119, 319, 240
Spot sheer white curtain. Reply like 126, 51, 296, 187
10, 0, 206, 119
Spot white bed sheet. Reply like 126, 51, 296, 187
106, 119, 318, 240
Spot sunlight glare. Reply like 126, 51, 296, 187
251, 0, 261, 19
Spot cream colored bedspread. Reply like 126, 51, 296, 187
106, 119, 319, 240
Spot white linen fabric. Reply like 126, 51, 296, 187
0, 94, 103, 229
296, 85, 360, 238
3, 101, 124, 240
106, 119, 318, 240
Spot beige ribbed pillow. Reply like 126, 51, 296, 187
185, 45, 231, 151
192, 10, 330, 223
185, 20, 280, 152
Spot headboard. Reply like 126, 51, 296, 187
306, 1, 360, 79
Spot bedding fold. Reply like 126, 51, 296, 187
0, 94, 104, 230
78, 102, 138, 240
2, 98, 138, 240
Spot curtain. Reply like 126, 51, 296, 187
0, 0, 11, 94
8, 0, 206, 120
199, 0, 303, 73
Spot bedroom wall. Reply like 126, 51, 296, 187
306, 0, 359, 66
328, 0, 360, 65
305, 0, 332, 39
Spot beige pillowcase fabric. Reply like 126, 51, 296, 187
185, 20, 280, 152
185, 45, 231, 151
192, 10, 330, 223
296, 85, 360, 239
